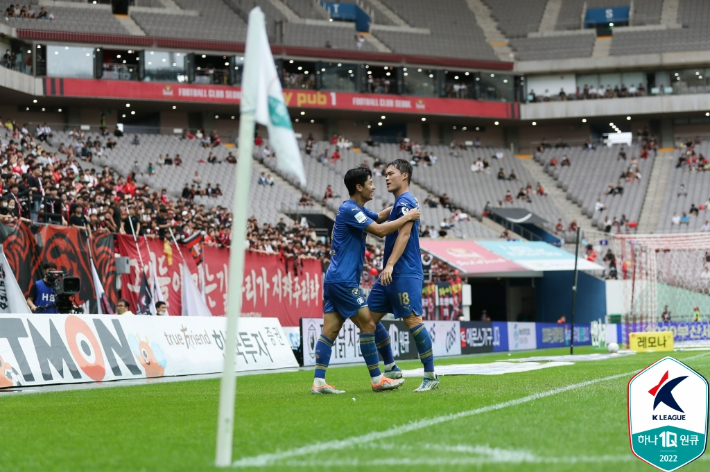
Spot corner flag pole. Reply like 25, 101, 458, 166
215, 13, 258, 469
570, 227, 580, 355
215, 7, 305, 466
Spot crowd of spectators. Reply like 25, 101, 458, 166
4, 4, 53, 20
527, 83, 647, 102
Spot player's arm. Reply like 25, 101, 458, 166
364, 208, 419, 238
380, 221, 413, 286
376, 206, 392, 223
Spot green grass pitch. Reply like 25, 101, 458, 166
1, 348, 709, 472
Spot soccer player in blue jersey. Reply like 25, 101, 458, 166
312, 167, 421, 394
367, 159, 439, 391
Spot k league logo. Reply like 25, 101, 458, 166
628, 357, 709, 471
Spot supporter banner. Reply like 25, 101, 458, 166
202, 247, 322, 325
0, 222, 116, 313
492, 322, 509, 352
436, 281, 462, 321
44, 78, 518, 119
460, 321, 494, 354
424, 320, 461, 357
421, 282, 436, 320
0, 221, 40, 298
300, 317, 417, 367
508, 321, 537, 351
0, 314, 297, 389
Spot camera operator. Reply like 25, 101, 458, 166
27, 262, 59, 314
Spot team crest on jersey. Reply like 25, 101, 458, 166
401, 206, 409, 214
351, 288, 359, 296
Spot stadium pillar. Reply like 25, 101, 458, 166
659, 118, 674, 149
439, 123, 453, 145
504, 126, 519, 155
202, 112, 216, 132
66, 108, 81, 130
325, 119, 339, 140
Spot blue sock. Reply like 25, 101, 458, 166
359, 333, 382, 379
375, 322, 396, 368
314, 334, 334, 380
410, 324, 435, 373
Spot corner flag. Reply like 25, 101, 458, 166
244, 8, 305, 185
216, 7, 304, 467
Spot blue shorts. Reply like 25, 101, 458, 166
323, 283, 367, 319
367, 278, 423, 319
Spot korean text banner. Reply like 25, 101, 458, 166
116, 236, 322, 325
0, 314, 297, 389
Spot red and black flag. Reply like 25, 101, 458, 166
180, 231, 204, 266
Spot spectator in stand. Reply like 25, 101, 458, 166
568, 220, 578, 232
174, 155, 182, 166
504, 190, 514, 204
595, 199, 606, 212
617, 147, 626, 161
555, 219, 564, 234
561, 156, 571, 167
330, 148, 340, 163
116, 299, 134, 316
323, 184, 335, 201
258, 172, 268, 185
508, 169, 517, 181
680, 212, 690, 225
690, 203, 699, 216
548, 156, 558, 169
536, 182, 547, 196
439, 193, 451, 209
265, 175, 273, 187
701, 220, 710, 232
254, 133, 263, 146
661, 306, 671, 322
497, 168, 506, 180
671, 213, 681, 225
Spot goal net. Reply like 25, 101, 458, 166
610, 233, 710, 347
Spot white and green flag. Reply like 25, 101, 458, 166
242, 7, 306, 185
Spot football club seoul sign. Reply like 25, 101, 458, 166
628, 357, 709, 471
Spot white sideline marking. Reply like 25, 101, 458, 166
232, 352, 710, 468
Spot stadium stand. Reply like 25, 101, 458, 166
131, 0, 248, 42
4, 5, 130, 35
656, 140, 710, 233
611, 0, 710, 56
509, 32, 595, 61
555, 0, 631, 31
362, 142, 566, 233
481, 0, 548, 38
282, 0, 327, 19
282, 23, 376, 50
297, 140, 499, 239
533, 144, 654, 232
371, 0, 498, 61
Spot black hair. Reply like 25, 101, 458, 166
344, 167, 372, 196
155, 301, 166, 309
117, 298, 130, 308
387, 159, 413, 184
43, 262, 57, 271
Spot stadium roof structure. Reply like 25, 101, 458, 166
487, 208, 548, 226
419, 240, 535, 278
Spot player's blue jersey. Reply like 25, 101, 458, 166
324, 200, 379, 285
383, 191, 423, 279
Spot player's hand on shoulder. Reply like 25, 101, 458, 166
406, 207, 420, 221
